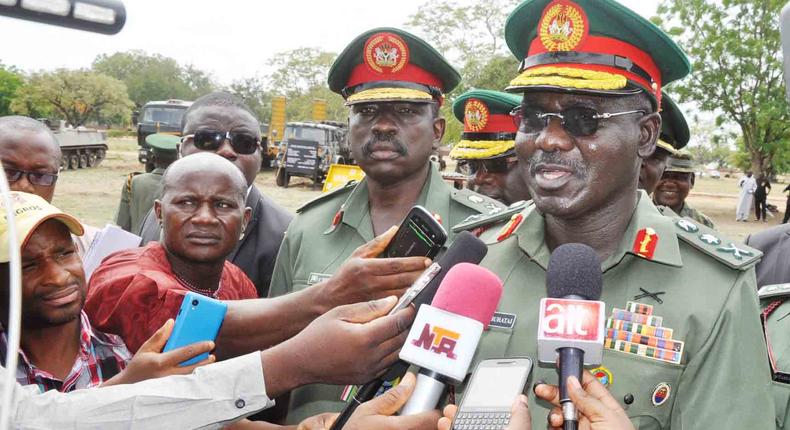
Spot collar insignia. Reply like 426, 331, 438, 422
496, 213, 524, 242
633, 228, 658, 260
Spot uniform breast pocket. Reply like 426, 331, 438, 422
599, 350, 685, 430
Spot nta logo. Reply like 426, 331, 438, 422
412, 323, 460, 359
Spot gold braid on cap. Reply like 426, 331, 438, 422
450, 140, 516, 159
509, 66, 627, 91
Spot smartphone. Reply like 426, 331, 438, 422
383, 205, 447, 259
163, 292, 228, 366
452, 358, 533, 430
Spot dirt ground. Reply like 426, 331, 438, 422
53, 138, 787, 243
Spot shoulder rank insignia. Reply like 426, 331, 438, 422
297, 180, 357, 214
666, 211, 762, 270
451, 188, 507, 214
758, 283, 790, 300
633, 228, 658, 260
451, 200, 530, 233
496, 213, 524, 242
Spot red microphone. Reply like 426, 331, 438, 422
537, 244, 605, 430
398, 263, 503, 415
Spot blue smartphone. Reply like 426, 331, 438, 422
163, 292, 228, 366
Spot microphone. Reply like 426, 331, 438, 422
330, 232, 487, 430
398, 262, 503, 415
537, 243, 605, 430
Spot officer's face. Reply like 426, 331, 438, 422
349, 101, 444, 185
514, 92, 659, 218
0, 220, 86, 329
653, 171, 693, 210
0, 131, 60, 203
464, 157, 521, 204
182, 105, 261, 187
639, 149, 669, 195
156, 169, 249, 264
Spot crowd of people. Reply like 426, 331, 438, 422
2, 0, 790, 429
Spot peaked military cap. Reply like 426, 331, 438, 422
145, 133, 179, 153
504, 0, 690, 107
664, 151, 695, 174
328, 27, 461, 105
658, 93, 689, 152
450, 89, 522, 160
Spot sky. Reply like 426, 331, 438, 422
0, 0, 661, 86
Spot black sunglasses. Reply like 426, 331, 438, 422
3, 167, 58, 186
460, 157, 517, 175
182, 130, 260, 155
510, 106, 645, 137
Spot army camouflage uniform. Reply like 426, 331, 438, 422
678, 203, 716, 230
269, 165, 504, 422
452, 191, 774, 429
115, 168, 164, 235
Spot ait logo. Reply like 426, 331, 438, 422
464, 99, 489, 132
365, 32, 409, 74
412, 323, 460, 359
539, 0, 588, 52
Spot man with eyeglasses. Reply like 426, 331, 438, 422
449, 89, 531, 205
267, 28, 505, 423
454, 1, 772, 428
0, 115, 99, 256
138, 92, 292, 298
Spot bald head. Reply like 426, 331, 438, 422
0, 116, 62, 202
162, 152, 247, 200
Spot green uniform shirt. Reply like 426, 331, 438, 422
761, 289, 790, 429
460, 191, 773, 429
115, 168, 165, 235
268, 164, 505, 423
678, 202, 716, 230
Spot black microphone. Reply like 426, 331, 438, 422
544, 243, 603, 430
330, 231, 487, 430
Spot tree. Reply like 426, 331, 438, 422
0, 62, 23, 116
229, 76, 272, 123
655, 0, 790, 177
93, 50, 216, 107
11, 69, 133, 126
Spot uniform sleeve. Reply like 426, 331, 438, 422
670, 268, 775, 429
11, 352, 274, 429
267, 229, 296, 299
85, 272, 185, 354
115, 181, 132, 232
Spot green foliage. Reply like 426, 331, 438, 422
0, 62, 23, 116
229, 77, 272, 123
657, 0, 790, 176
93, 50, 216, 107
107, 129, 136, 138
11, 69, 133, 126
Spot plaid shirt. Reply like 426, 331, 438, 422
0, 311, 132, 393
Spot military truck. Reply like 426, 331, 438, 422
135, 99, 192, 171
275, 121, 350, 187
39, 119, 108, 170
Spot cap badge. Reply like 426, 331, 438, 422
364, 32, 409, 74
464, 99, 490, 132
633, 228, 658, 260
539, 0, 589, 52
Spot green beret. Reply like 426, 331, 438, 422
328, 27, 461, 105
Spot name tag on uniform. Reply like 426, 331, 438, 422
308, 273, 332, 286
489, 312, 517, 330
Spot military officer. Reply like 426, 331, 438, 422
268, 27, 505, 423
638, 94, 687, 195
653, 152, 716, 229
453, 1, 773, 429
115, 133, 178, 234
450, 89, 531, 205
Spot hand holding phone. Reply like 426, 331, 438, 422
163, 292, 227, 366
383, 205, 447, 259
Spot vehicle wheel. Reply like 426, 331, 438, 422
87, 152, 98, 167
68, 154, 79, 170
59, 157, 68, 171
78, 154, 88, 168
276, 168, 289, 187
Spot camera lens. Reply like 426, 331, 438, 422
192, 299, 199, 306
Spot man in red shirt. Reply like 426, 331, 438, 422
85, 152, 258, 352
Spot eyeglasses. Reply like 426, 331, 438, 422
182, 130, 260, 155
3, 167, 58, 186
509, 106, 646, 136
459, 157, 517, 176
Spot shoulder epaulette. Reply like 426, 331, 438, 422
758, 283, 790, 299
659, 206, 762, 270
452, 200, 531, 233
450, 188, 507, 216
296, 180, 358, 214
125, 172, 141, 194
